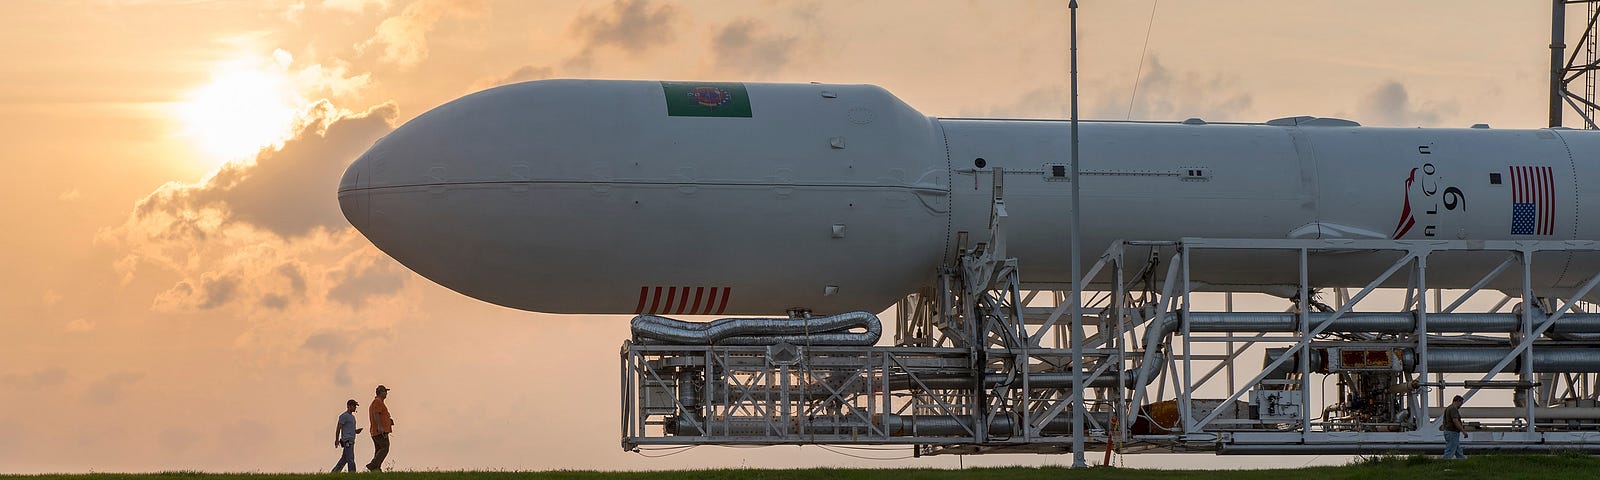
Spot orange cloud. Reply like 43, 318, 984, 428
471, 64, 554, 91
359, 0, 488, 69
565, 0, 681, 71
322, 0, 392, 14
134, 101, 396, 240
570, 0, 680, 53
1359, 80, 1457, 127
100, 100, 413, 371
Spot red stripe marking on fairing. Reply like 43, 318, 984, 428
702, 287, 720, 315
662, 286, 677, 314
675, 287, 691, 315
688, 287, 705, 315
634, 286, 648, 314
648, 286, 663, 314
715, 287, 731, 315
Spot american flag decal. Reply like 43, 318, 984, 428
1509, 166, 1555, 236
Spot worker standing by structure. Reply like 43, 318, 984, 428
1441, 395, 1469, 459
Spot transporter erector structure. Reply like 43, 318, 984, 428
340, 79, 1600, 455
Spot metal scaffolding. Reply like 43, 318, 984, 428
1551, 0, 1600, 129
620, 175, 1600, 456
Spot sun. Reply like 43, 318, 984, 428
178, 59, 301, 165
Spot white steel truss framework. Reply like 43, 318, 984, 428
621, 190, 1600, 456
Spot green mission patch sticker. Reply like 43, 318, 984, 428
661, 82, 752, 118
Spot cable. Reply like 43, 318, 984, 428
815, 445, 914, 460
830, 445, 907, 451
1124, 0, 1160, 119
632, 445, 697, 458
632, 445, 694, 451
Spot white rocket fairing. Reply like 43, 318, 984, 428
338, 79, 1600, 315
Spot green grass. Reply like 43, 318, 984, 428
5, 455, 1599, 480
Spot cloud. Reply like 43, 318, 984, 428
334, 362, 353, 386
964, 84, 1070, 119
130, 101, 396, 240
302, 331, 357, 357
2, 367, 70, 390
566, 0, 680, 70
253, 263, 308, 309
322, 0, 391, 14
1358, 81, 1456, 127
704, 18, 800, 77
84, 372, 143, 405
113, 254, 140, 286
280, 262, 308, 296
1123, 55, 1254, 121
327, 254, 407, 309
42, 290, 62, 306
58, 188, 81, 201
359, 0, 487, 69
260, 294, 289, 310
153, 272, 240, 311
304, 332, 389, 386
294, 60, 373, 100
101, 99, 412, 365
972, 55, 1256, 121
301, 327, 393, 358
471, 64, 554, 91
114, 98, 400, 315
65, 318, 95, 333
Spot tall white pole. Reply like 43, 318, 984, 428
1068, 0, 1088, 469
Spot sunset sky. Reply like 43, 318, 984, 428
0, 0, 1582, 473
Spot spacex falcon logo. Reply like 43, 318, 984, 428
1391, 163, 1466, 239
1391, 168, 1420, 238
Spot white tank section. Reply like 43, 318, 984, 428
339, 79, 1600, 315
341, 80, 948, 314
943, 120, 1600, 294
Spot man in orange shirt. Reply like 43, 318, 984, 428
366, 385, 395, 471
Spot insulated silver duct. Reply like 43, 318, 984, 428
874, 309, 1178, 390
883, 371, 1133, 390
1218, 443, 1600, 455
1424, 406, 1600, 419
672, 412, 1115, 437
1184, 312, 1600, 334
631, 311, 881, 346
1263, 346, 1600, 375
1131, 311, 1600, 380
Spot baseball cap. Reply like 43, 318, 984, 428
347, 399, 359, 406
376, 384, 391, 393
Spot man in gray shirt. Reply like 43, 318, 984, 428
1441, 395, 1468, 459
332, 399, 364, 472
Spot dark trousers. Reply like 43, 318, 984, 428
367, 434, 390, 471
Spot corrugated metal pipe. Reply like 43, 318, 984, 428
672, 412, 1114, 437
1263, 346, 1600, 376
1181, 311, 1600, 334
1132, 311, 1600, 387
631, 310, 881, 346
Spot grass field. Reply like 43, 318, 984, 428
5, 455, 1599, 480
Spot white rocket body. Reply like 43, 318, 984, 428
338, 80, 1600, 315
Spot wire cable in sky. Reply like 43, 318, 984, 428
1126, 0, 1160, 119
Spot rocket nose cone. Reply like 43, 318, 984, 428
338, 150, 371, 232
